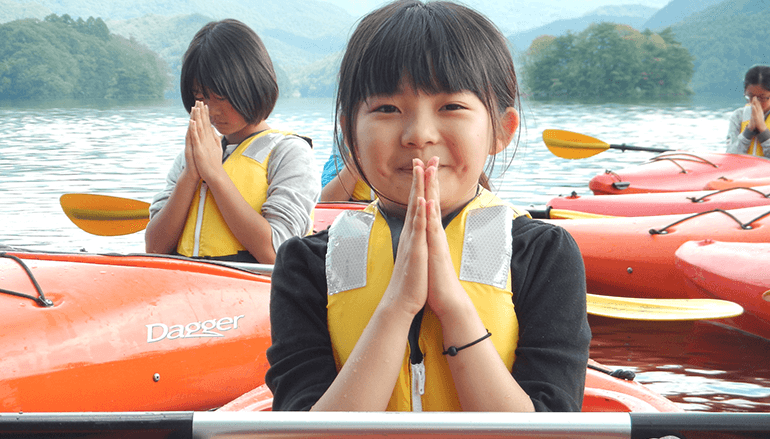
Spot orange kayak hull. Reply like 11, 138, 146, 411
548, 186, 770, 217
549, 206, 770, 300
0, 251, 272, 412
675, 240, 770, 340
589, 152, 770, 195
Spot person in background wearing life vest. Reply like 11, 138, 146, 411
145, 19, 320, 264
319, 139, 375, 202
727, 65, 770, 158
265, 0, 590, 412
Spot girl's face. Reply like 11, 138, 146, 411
745, 84, 770, 113
351, 84, 518, 215
193, 86, 261, 144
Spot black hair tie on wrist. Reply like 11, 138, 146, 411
442, 330, 492, 356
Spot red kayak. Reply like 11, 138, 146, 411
0, 248, 680, 413
544, 207, 770, 339
547, 185, 770, 217
706, 176, 770, 190
676, 240, 770, 340
547, 205, 770, 299
589, 152, 770, 195
0, 249, 273, 412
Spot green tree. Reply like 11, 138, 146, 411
0, 14, 168, 101
522, 22, 694, 100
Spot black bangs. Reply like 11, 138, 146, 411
180, 19, 278, 122
356, 2, 486, 100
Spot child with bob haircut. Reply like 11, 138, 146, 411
266, 0, 590, 412
146, 19, 320, 264
727, 65, 770, 158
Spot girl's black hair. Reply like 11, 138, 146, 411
334, 0, 521, 196
745, 65, 770, 92
180, 19, 278, 123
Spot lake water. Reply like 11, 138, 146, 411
2, 97, 769, 412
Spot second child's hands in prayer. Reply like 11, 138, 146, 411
188, 101, 223, 183
748, 97, 768, 133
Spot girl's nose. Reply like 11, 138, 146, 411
402, 111, 439, 149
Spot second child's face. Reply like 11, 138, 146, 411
745, 84, 770, 113
193, 87, 253, 144
352, 85, 516, 215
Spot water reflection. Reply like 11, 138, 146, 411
2, 97, 761, 412
589, 316, 770, 412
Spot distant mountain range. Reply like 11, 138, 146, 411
1, 0, 768, 99
507, 5, 659, 54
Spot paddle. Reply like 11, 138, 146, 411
60, 194, 615, 237
585, 293, 743, 321
4, 409, 769, 437
542, 129, 673, 159
60, 193, 150, 236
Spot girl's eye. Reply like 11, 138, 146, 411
373, 104, 398, 113
443, 103, 466, 111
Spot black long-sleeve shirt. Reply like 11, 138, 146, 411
265, 215, 591, 412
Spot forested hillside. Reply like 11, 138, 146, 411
519, 0, 769, 100
669, 0, 770, 96
0, 14, 167, 101
642, 0, 725, 30
522, 23, 693, 100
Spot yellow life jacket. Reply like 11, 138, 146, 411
326, 189, 529, 411
351, 178, 375, 202
740, 105, 770, 156
176, 129, 308, 259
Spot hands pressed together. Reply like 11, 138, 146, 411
386, 156, 473, 326
184, 101, 223, 183
747, 97, 768, 133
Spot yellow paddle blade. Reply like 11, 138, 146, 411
542, 129, 611, 159
587, 293, 744, 321
60, 194, 150, 236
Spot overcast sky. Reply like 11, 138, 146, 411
322, 0, 672, 33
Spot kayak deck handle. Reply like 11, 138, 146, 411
686, 186, 770, 204
0, 253, 54, 307
649, 208, 770, 235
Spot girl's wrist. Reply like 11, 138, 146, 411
433, 292, 477, 328
376, 293, 422, 326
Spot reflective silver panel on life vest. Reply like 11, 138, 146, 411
459, 205, 512, 289
326, 210, 375, 295
242, 134, 276, 163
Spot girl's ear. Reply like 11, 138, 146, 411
492, 107, 519, 155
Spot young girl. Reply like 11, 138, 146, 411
727, 65, 770, 158
145, 19, 320, 264
266, 0, 590, 412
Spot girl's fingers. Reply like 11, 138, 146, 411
425, 197, 463, 319
403, 159, 426, 231
200, 102, 214, 132
424, 156, 441, 217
